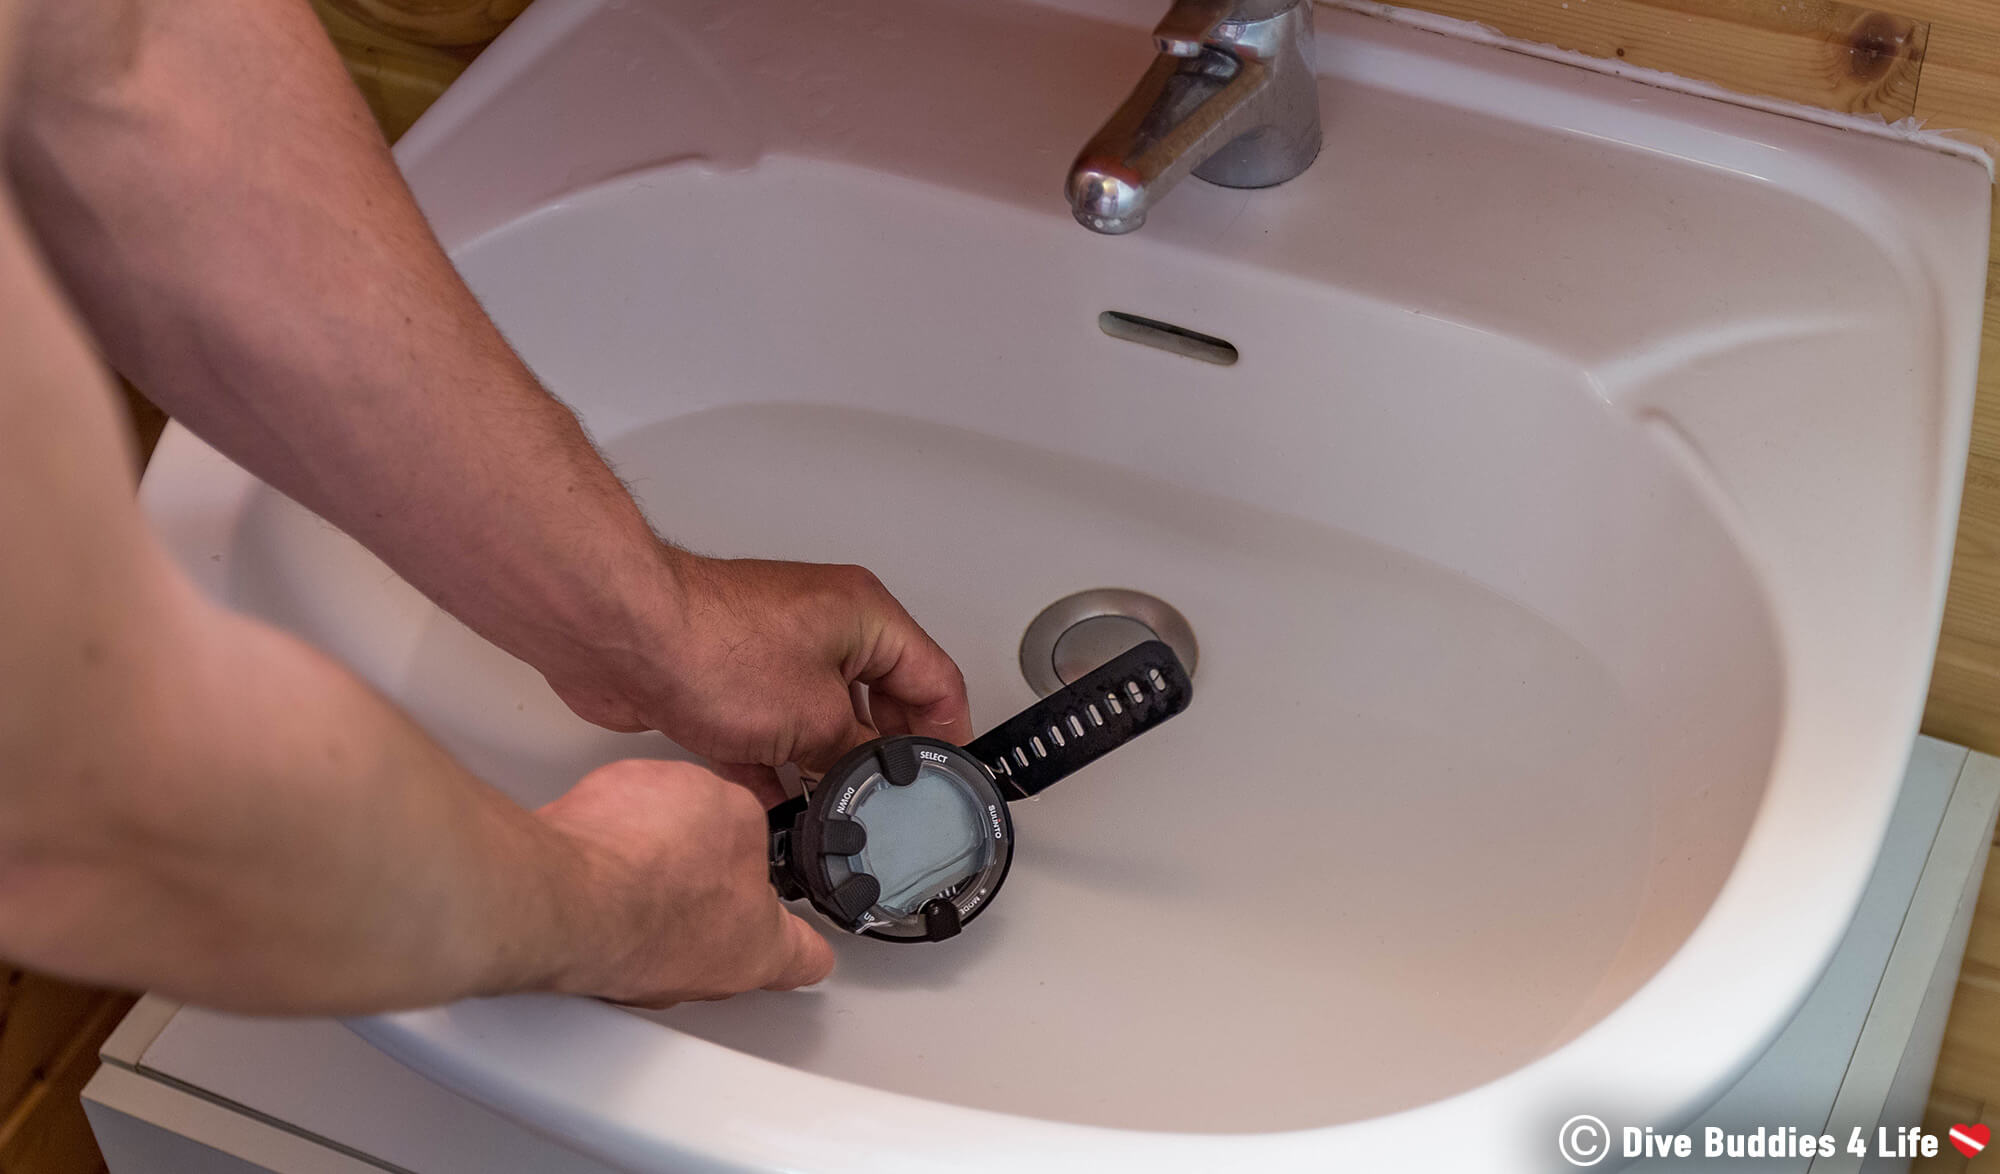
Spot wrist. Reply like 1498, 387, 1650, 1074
459, 806, 605, 999
593, 536, 692, 659
504, 805, 654, 1000
521, 538, 695, 715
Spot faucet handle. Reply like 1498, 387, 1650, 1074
1152, 0, 1233, 56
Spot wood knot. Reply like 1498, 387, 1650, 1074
1845, 12, 1912, 82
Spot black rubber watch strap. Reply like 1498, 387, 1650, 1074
967, 640, 1192, 801
767, 796, 810, 901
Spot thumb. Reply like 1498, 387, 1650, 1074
762, 908, 836, 990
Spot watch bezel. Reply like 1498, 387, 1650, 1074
798, 736, 1015, 943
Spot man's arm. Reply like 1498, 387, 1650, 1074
0, 174, 832, 1011
3, 0, 970, 790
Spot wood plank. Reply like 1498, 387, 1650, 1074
1962, 214, 2000, 469
1936, 905, 2000, 1115
1968, 1101, 2000, 1172
1914, 1091, 1980, 1173
1903, 16, 2000, 137
0, 975, 19, 1044
1967, 858, 2000, 974
1888, 0, 2000, 37
1383, 0, 1928, 118
1936, 466, 2000, 654
1935, 968, 2000, 1110
1924, 635, 2000, 751
1912, 1093, 2000, 1172
307, 0, 476, 143
1896, 0, 2000, 765
0, 994, 129, 1174
115, 379, 166, 469
0, 977, 107, 1121
321, 0, 529, 47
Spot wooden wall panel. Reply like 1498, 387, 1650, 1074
1932, 456, 2000, 748
308, 0, 480, 143
0, 975, 103, 1118
1388, 0, 1929, 118
323, 0, 531, 47
0, 993, 133, 1174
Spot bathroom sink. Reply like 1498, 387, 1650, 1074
139, 0, 1991, 1168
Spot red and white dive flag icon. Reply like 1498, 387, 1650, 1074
1948, 1123, 1989, 1158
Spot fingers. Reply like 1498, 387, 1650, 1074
864, 642, 971, 743
844, 577, 973, 745
784, 568, 968, 769
761, 907, 835, 991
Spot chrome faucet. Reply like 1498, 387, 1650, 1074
1066, 0, 1321, 235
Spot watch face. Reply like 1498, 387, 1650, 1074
805, 738, 1014, 941
845, 763, 997, 914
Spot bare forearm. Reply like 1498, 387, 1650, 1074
0, 139, 829, 1009
4, 603, 580, 1014
0, 0, 853, 1008
4, 0, 674, 680
4, 0, 973, 808
0, 173, 590, 1013
1, 589, 591, 1014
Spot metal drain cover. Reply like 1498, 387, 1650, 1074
1020, 589, 1198, 697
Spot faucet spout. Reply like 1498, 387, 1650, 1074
1066, 0, 1320, 235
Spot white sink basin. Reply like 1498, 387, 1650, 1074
140, 0, 1991, 1168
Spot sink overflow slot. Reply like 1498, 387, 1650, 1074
1097, 311, 1239, 366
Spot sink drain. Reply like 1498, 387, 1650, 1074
1020, 589, 1198, 697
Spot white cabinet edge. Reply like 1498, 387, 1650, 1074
101, 995, 185, 1069
1811, 751, 2000, 1174
84, 1064, 384, 1174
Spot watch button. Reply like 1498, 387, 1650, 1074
921, 897, 963, 941
828, 874, 881, 926
819, 816, 867, 856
